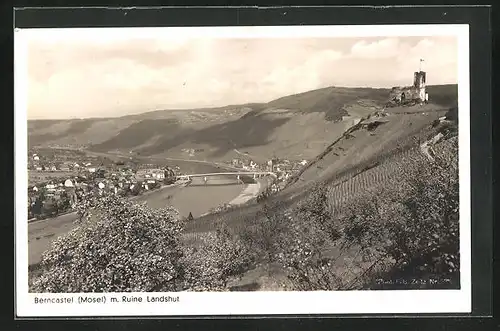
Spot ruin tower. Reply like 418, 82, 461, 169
413, 60, 426, 102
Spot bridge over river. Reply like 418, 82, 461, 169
177, 171, 276, 182
28, 170, 275, 267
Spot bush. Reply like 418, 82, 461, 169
369, 136, 459, 287
337, 136, 459, 289
239, 201, 289, 267
31, 193, 254, 293
181, 224, 255, 291
31, 194, 186, 293
271, 184, 362, 290
239, 136, 460, 290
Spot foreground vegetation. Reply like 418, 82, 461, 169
241, 136, 459, 290
30, 135, 459, 292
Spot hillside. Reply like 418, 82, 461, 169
28, 84, 457, 162
29, 83, 460, 292
282, 103, 451, 193
182, 84, 459, 234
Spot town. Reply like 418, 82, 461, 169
27, 147, 310, 221
27, 148, 178, 221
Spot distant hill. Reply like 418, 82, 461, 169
28, 84, 458, 162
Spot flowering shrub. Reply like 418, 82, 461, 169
181, 223, 255, 291
31, 194, 186, 292
31, 192, 255, 293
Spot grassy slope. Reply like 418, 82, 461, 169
28, 85, 399, 161
284, 106, 449, 193
182, 84, 458, 235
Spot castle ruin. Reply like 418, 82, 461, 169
389, 60, 429, 105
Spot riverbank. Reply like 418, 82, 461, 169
28, 181, 184, 224
28, 171, 269, 267
229, 182, 262, 206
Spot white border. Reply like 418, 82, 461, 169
15, 24, 471, 317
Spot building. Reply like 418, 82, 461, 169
45, 183, 56, 192
266, 160, 273, 172
136, 168, 165, 180
64, 179, 74, 187
389, 61, 427, 105
152, 170, 165, 180
60, 163, 71, 172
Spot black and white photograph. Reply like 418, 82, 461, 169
15, 24, 471, 316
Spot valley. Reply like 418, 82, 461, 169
27, 83, 460, 292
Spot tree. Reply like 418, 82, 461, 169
130, 182, 142, 196
41, 198, 57, 217
31, 196, 44, 218
237, 136, 459, 291
239, 201, 289, 269
181, 223, 254, 291
149, 181, 160, 190
271, 184, 351, 290
370, 136, 459, 287
163, 177, 176, 185
56, 191, 71, 213
30, 192, 254, 293
32, 194, 186, 293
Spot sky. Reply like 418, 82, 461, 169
23, 28, 459, 119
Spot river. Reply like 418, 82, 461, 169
28, 170, 254, 266
134, 175, 252, 218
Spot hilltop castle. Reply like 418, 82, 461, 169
389, 61, 429, 105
